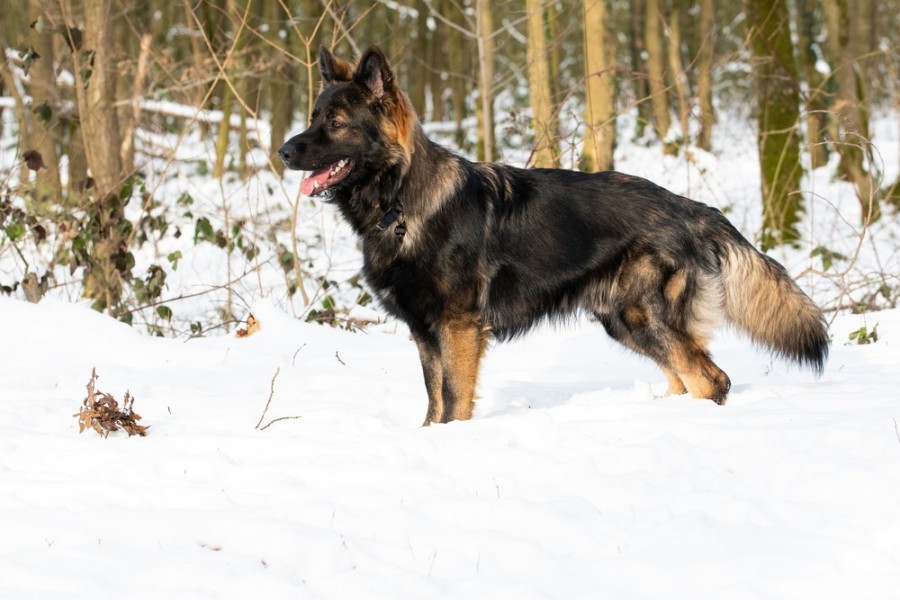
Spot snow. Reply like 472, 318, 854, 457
3, 77, 900, 597
2, 293, 900, 598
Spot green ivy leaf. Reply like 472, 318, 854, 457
4, 222, 26, 242
167, 250, 182, 270
32, 101, 53, 125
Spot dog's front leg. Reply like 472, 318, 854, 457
413, 332, 444, 426
437, 316, 487, 423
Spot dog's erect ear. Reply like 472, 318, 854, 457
318, 46, 352, 86
353, 46, 395, 100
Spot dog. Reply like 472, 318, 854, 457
278, 45, 829, 425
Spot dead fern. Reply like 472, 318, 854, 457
74, 368, 149, 437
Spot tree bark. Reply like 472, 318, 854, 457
696, 0, 715, 150
630, 0, 651, 139
409, 0, 428, 119
645, 0, 673, 153
72, 0, 124, 198
795, 0, 829, 168
582, 0, 616, 171
445, 0, 468, 147
526, 0, 557, 168
666, 0, 690, 149
744, 0, 804, 249
26, 0, 62, 205
822, 0, 876, 221
475, 0, 495, 162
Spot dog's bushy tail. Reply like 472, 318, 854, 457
717, 234, 829, 374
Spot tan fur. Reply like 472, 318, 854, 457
661, 366, 688, 396
720, 245, 825, 365
399, 158, 463, 258
435, 315, 488, 423
666, 340, 731, 403
686, 271, 724, 345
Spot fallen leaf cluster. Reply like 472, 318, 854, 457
74, 368, 149, 437
236, 313, 260, 338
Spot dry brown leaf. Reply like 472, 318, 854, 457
236, 313, 260, 338
75, 369, 148, 437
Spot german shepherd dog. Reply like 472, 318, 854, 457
279, 46, 828, 425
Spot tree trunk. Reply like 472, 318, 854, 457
645, 0, 673, 153
409, 0, 428, 119
429, 2, 446, 123
475, 0, 495, 162
744, 0, 804, 249
546, 1, 562, 119
696, 0, 715, 150
822, 0, 877, 222
26, 0, 62, 205
666, 0, 690, 149
445, 0, 468, 147
526, 0, 557, 168
795, 0, 829, 168
630, 0, 651, 139
214, 90, 234, 180
582, 0, 616, 172
72, 0, 124, 198
0, 45, 31, 182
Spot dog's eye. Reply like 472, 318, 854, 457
331, 120, 344, 130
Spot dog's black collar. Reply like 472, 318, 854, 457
376, 207, 406, 240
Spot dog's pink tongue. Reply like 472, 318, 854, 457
301, 169, 330, 196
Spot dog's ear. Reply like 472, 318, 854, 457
318, 46, 352, 86
353, 46, 395, 100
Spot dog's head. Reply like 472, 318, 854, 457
278, 45, 416, 198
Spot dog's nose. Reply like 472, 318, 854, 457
277, 144, 292, 165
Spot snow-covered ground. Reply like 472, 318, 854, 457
3, 82, 900, 597
2, 294, 900, 598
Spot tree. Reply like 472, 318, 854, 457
696, 0, 715, 150
26, 0, 62, 205
582, 0, 616, 171
822, 0, 877, 222
666, 0, 690, 148
526, 0, 557, 168
794, 0, 829, 169
475, 0, 496, 162
629, 0, 652, 139
645, 0, 673, 153
71, 0, 124, 198
744, 0, 804, 249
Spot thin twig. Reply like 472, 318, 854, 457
259, 415, 302, 431
255, 366, 281, 429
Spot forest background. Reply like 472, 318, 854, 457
0, 0, 898, 335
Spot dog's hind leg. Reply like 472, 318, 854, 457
596, 261, 732, 403
659, 366, 688, 396
663, 336, 731, 404
598, 306, 729, 402
437, 315, 488, 423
